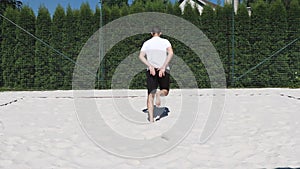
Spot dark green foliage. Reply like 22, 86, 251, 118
213, 4, 233, 86
102, 4, 112, 24
0, 0, 21, 87
120, 3, 130, 16
110, 5, 121, 20
79, 2, 94, 45
0, 2, 22, 86
287, 0, 300, 87
172, 1, 183, 16
132, 0, 168, 5
145, 0, 166, 12
0, 0, 22, 14
234, 4, 252, 87
103, 0, 128, 7
130, 0, 144, 13
166, 36, 210, 88
1, 7, 18, 87
267, 0, 289, 87
248, 0, 271, 87
166, 1, 174, 14
62, 6, 80, 89
50, 5, 65, 89
201, 5, 216, 42
14, 6, 36, 89
182, 2, 201, 27
93, 6, 100, 32
34, 6, 51, 89
102, 34, 149, 89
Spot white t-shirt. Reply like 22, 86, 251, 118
141, 36, 172, 69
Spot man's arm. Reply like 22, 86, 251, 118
139, 51, 155, 76
163, 46, 174, 68
159, 46, 174, 77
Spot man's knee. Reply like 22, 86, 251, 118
161, 89, 169, 96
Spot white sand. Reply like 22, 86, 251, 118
0, 89, 299, 169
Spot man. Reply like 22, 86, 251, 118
139, 26, 174, 123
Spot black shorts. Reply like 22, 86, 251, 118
146, 69, 170, 95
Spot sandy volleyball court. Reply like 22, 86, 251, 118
0, 89, 299, 169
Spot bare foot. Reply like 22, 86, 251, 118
148, 116, 154, 123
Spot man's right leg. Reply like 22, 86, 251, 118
146, 70, 158, 122
147, 93, 155, 122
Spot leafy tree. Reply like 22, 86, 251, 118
267, 0, 289, 87
49, 5, 65, 89
133, 0, 168, 5
1, 7, 18, 87
166, 1, 174, 14
77, 3, 99, 89
268, 0, 287, 51
93, 5, 100, 32
286, 0, 300, 87
0, 0, 22, 13
14, 6, 36, 88
0, 1, 22, 87
145, 0, 165, 12
249, 0, 270, 87
199, 6, 220, 87
287, 0, 300, 39
102, 4, 111, 24
103, 0, 128, 7
172, 1, 183, 16
73, 9, 81, 53
193, 2, 201, 27
110, 5, 121, 20
79, 2, 94, 44
214, 4, 233, 86
246, 0, 292, 7
234, 4, 252, 86
61, 6, 79, 89
0, 0, 22, 41
182, 2, 201, 27
34, 6, 52, 89
201, 5, 216, 40
130, 0, 144, 13
120, 2, 130, 16
182, 2, 196, 24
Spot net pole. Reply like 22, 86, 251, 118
99, 0, 104, 89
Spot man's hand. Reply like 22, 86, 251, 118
139, 51, 156, 76
158, 66, 166, 77
158, 46, 173, 78
149, 66, 156, 76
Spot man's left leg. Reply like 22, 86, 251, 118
155, 89, 168, 107
155, 72, 170, 107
